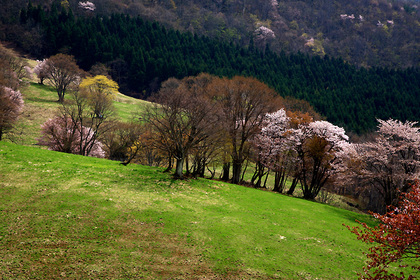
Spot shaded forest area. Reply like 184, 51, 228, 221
2, 0, 419, 69
5, 3, 420, 134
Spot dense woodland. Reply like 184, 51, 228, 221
7, 3, 420, 133
1, 0, 419, 69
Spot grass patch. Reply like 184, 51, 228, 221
0, 142, 379, 279
7, 82, 147, 146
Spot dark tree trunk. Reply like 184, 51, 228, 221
287, 177, 299, 195
221, 162, 230, 181
273, 169, 286, 193
232, 161, 242, 184
163, 156, 173, 173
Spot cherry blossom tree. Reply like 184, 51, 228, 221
78, 1, 96, 11
293, 120, 349, 199
33, 59, 50, 85
0, 87, 24, 141
341, 119, 420, 212
347, 181, 420, 279
252, 108, 293, 191
38, 116, 105, 158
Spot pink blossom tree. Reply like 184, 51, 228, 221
38, 116, 105, 158
253, 110, 349, 198
0, 87, 24, 141
341, 119, 420, 212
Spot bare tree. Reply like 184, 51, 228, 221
46, 54, 83, 103
209, 76, 279, 184
144, 74, 218, 178
102, 121, 144, 165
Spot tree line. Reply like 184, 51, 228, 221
29, 55, 420, 217
15, 4, 420, 134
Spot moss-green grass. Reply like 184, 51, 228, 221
0, 141, 380, 279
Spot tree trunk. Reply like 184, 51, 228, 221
232, 161, 242, 184
174, 157, 184, 178
163, 156, 173, 172
58, 91, 64, 103
287, 177, 299, 195
221, 162, 230, 181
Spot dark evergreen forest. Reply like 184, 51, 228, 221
19, 4, 420, 134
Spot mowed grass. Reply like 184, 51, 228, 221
0, 141, 379, 279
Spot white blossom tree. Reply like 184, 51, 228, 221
342, 119, 420, 212
252, 108, 293, 192
33, 59, 50, 85
78, 1, 96, 11
292, 120, 349, 199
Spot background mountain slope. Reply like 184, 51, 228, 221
1, 0, 419, 68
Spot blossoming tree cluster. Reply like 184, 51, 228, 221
38, 75, 119, 158
253, 109, 350, 199
337, 119, 420, 213
0, 44, 25, 141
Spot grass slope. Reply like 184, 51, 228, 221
11, 81, 149, 146
0, 141, 376, 279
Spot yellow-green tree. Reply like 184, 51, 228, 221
79, 75, 118, 119
79, 75, 119, 96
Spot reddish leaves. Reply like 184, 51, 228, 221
347, 182, 420, 279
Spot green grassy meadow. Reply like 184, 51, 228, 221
0, 81, 395, 279
0, 141, 375, 279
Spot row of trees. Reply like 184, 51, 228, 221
31, 52, 420, 214
141, 74, 420, 214
35, 64, 420, 214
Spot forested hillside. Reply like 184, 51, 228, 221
1, 0, 419, 68
13, 5, 420, 133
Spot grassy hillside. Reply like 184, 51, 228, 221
0, 141, 377, 279
2, 77, 417, 279
10, 81, 148, 146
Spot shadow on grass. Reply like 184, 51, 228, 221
328, 205, 378, 228
25, 96, 60, 104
